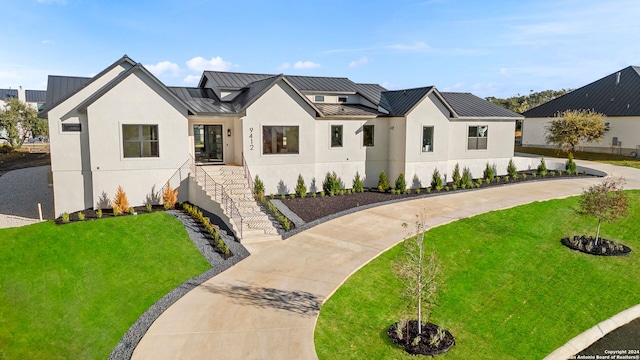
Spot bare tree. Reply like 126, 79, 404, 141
576, 177, 628, 245
393, 210, 440, 336
544, 109, 606, 153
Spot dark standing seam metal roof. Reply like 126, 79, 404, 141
314, 103, 383, 117
380, 87, 434, 115
168, 87, 236, 114
523, 66, 640, 118
232, 75, 283, 112
285, 76, 357, 92
44, 76, 91, 108
353, 83, 387, 106
25, 90, 47, 102
201, 71, 276, 90
0, 89, 18, 100
441, 92, 523, 118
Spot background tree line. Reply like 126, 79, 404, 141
486, 89, 572, 114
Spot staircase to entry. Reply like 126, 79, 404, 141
193, 165, 282, 243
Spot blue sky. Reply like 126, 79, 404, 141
2, 0, 639, 98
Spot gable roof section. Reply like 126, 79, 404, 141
379, 87, 435, 116
523, 66, 640, 117
353, 83, 387, 106
39, 55, 137, 118
441, 92, 523, 118
75, 63, 194, 114
315, 103, 383, 117
169, 87, 236, 114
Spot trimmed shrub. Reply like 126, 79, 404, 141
77, 211, 85, 221
61, 212, 70, 223
566, 153, 577, 175
162, 181, 179, 209
113, 186, 130, 215
452, 163, 462, 188
353, 172, 364, 193
507, 159, 518, 180
430, 168, 443, 191
323, 172, 341, 196
395, 173, 407, 192
295, 174, 307, 198
145, 203, 152, 213
537, 157, 548, 176
461, 167, 473, 189
254, 175, 265, 200
96, 208, 103, 218
483, 162, 495, 182
378, 171, 390, 192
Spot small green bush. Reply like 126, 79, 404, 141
507, 159, 518, 180
323, 172, 341, 196
295, 174, 307, 198
395, 172, 407, 192
452, 184, 458, 190
566, 153, 578, 175
483, 162, 495, 182
280, 194, 286, 200
311, 192, 317, 198
77, 211, 85, 221
430, 168, 443, 191
476, 178, 484, 185
254, 175, 265, 200
452, 163, 462, 188
537, 157, 548, 176
61, 212, 70, 223
113, 207, 120, 216
378, 171, 390, 192
416, 188, 421, 194
96, 208, 103, 218
461, 167, 473, 189
146, 203, 152, 213
320, 191, 325, 197
353, 172, 364, 193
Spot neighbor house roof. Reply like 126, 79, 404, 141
523, 66, 640, 118
441, 92, 523, 118
25, 90, 47, 103
0, 89, 18, 100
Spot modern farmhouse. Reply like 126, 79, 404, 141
522, 66, 640, 156
40, 55, 523, 240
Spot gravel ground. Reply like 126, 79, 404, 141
0, 214, 39, 229
0, 165, 54, 219
109, 210, 250, 360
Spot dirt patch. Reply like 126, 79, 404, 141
0, 152, 51, 177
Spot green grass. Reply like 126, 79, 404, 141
515, 146, 640, 170
0, 212, 211, 359
315, 192, 640, 359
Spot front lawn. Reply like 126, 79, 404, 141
515, 146, 640, 169
0, 212, 211, 359
315, 192, 640, 359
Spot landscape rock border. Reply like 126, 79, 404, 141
561, 235, 632, 256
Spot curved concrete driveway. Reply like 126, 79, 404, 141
132, 161, 640, 359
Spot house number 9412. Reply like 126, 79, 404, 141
249, 127, 254, 150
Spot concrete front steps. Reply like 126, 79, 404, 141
198, 165, 282, 244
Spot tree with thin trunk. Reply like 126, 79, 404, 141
544, 109, 606, 153
393, 210, 440, 336
0, 98, 48, 149
576, 177, 628, 245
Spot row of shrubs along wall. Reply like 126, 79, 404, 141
253, 156, 586, 196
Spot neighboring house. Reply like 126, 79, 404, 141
522, 66, 640, 156
1, 88, 47, 143
40, 55, 523, 238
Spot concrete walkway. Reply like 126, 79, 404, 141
132, 160, 640, 360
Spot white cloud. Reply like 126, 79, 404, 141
499, 68, 512, 77
348, 57, 370, 69
183, 75, 201, 84
277, 62, 291, 70
388, 41, 430, 52
186, 56, 234, 72
293, 61, 321, 70
145, 61, 182, 77
41, 40, 54, 45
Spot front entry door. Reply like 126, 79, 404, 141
194, 125, 223, 163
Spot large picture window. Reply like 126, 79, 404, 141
123, 124, 159, 158
363, 125, 374, 147
468, 125, 488, 150
331, 125, 343, 147
422, 126, 434, 152
262, 126, 299, 154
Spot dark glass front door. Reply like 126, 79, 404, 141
194, 124, 223, 163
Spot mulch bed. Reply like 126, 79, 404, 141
561, 235, 632, 256
387, 320, 455, 356
282, 171, 592, 223
54, 205, 166, 224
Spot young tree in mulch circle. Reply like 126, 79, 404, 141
162, 181, 179, 209
576, 177, 628, 246
112, 186, 130, 215
389, 210, 454, 355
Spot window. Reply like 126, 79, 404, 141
468, 125, 488, 150
315, 95, 325, 102
331, 125, 343, 147
62, 123, 81, 132
338, 95, 348, 102
123, 125, 159, 158
422, 126, 434, 152
262, 126, 299, 154
363, 125, 374, 147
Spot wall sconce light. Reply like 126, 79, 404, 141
227, 129, 231, 137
